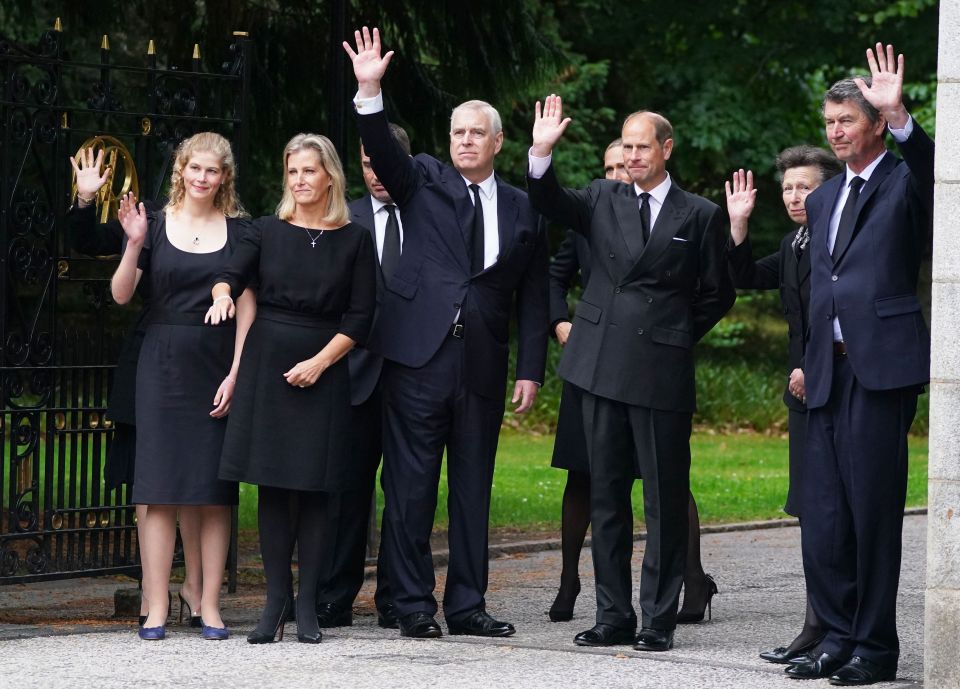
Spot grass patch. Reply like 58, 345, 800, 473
237, 430, 929, 532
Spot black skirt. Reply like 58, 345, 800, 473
133, 321, 238, 505
218, 312, 354, 492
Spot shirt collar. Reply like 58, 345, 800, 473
370, 196, 393, 214
634, 173, 672, 205
846, 150, 886, 185
462, 172, 497, 199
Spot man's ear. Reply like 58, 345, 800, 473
662, 138, 674, 160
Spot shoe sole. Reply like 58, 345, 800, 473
400, 630, 443, 639
827, 673, 896, 686
574, 637, 634, 647
448, 628, 516, 638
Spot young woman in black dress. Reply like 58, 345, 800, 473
207, 133, 376, 644
112, 132, 256, 640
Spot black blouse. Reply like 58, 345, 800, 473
215, 215, 376, 344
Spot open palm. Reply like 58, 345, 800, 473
343, 26, 394, 85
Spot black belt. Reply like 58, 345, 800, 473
833, 341, 847, 357
449, 322, 464, 339
257, 305, 340, 329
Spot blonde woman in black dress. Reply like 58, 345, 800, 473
112, 132, 255, 640
207, 133, 376, 644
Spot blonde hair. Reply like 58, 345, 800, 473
275, 133, 349, 225
165, 131, 247, 218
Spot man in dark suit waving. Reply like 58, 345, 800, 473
785, 44, 933, 686
315, 124, 411, 630
527, 96, 734, 651
343, 27, 549, 639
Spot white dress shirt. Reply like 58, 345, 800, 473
463, 172, 499, 269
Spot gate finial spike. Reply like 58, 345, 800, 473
101, 35, 110, 50
147, 39, 156, 55
192, 43, 200, 60
53, 17, 62, 32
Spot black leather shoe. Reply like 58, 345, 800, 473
377, 604, 399, 629
828, 656, 896, 686
573, 623, 636, 647
315, 601, 353, 628
785, 652, 848, 679
447, 610, 516, 637
399, 612, 443, 638
632, 627, 674, 652
760, 634, 825, 664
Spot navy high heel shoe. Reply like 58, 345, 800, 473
178, 592, 203, 628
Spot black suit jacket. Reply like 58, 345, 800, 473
804, 123, 934, 408
728, 231, 809, 412
346, 195, 387, 406
528, 167, 735, 412
549, 229, 592, 327
357, 110, 549, 401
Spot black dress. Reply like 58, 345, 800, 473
216, 216, 376, 492
132, 213, 245, 505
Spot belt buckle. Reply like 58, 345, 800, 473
451, 323, 464, 339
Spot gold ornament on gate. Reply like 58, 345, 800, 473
71, 136, 140, 225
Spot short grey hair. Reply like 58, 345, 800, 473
775, 145, 843, 184
450, 100, 502, 135
622, 111, 673, 146
605, 137, 623, 153
822, 76, 880, 125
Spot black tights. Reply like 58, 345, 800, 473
253, 486, 329, 639
553, 471, 706, 602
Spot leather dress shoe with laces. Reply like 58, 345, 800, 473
632, 627, 674, 652
447, 610, 516, 637
377, 603, 399, 629
785, 651, 848, 679
573, 623, 636, 647
399, 612, 443, 638
828, 656, 896, 686
315, 601, 353, 628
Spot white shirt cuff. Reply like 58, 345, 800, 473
888, 115, 914, 143
353, 90, 384, 114
527, 148, 552, 179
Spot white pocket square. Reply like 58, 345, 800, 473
671, 237, 689, 242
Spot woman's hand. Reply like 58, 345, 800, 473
70, 147, 111, 205
210, 376, 235, 417
117, 192, 147, 246
283, 355, 328, 388
205, 295, 236, 325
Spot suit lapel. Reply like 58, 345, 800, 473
612, 188, 645, 260
438, 166, 472, 272
832, 152, 896, 264
351, 196, 383, 290
492, 179, 517, 270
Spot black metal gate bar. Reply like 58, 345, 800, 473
0, 21, 252, 585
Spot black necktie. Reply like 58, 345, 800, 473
639, 192, 651, 243
832, 176, 864, 259
469, 184, 485, 274
381, 204, 401, 282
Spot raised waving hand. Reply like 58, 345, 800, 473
531, 94, 572, 158
855, 43, 908, 129
725, 169, 756, 246
117, 191, 148, 246
343, 26, 395, 98
69, 147, 111, 203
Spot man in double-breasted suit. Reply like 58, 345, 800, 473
315, 124, 411, 630
527, 96, 734, 651
344, 28, 549, 639
784, 45, 934, 686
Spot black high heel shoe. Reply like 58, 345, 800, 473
548, 579, 581, 622
676, 573, 718, 624
247, 598, 290, 644
759, 631, 825, 664
178, 592, 203, 628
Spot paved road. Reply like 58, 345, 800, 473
0, 516, 925, 688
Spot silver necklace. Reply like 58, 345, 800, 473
193, 236, 200, 246
303, 227, 324, 247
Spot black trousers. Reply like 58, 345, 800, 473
801, 355, 917, 669
581, 391, 691, 630
380, 336, 505, 622
316, 384, 392, 612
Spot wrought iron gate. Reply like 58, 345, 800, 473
0, 21, 251, 584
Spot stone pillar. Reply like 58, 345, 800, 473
926, 5, 960, 687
